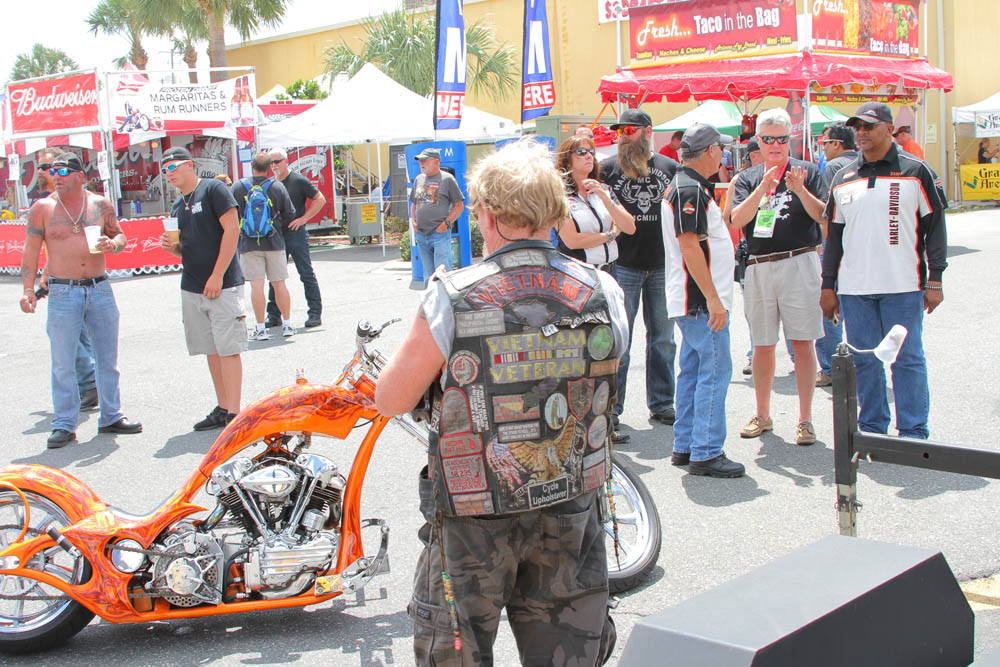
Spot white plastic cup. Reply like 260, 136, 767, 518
84, 225, 102, 254
163, 217, 179, 244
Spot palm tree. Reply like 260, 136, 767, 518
139, 0, 290, 82
323, 8, 517, 105
10, 44, 79, 82
87, 0, 152, 70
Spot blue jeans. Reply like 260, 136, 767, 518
268, 226, 321, 320
840, 291, 929, 439
76, 329, 96, 391
611, 265, 675, 415
673, 313, 731, 461
415, 230, 452, 282
815, 316, 844, 375
47, 281, 125, 431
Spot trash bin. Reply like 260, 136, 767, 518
346, 200, 382, 244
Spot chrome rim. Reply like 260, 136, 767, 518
604, 464, 655, 575
0, 492, 83, 633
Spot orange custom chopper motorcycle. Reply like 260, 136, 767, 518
0, 319, 660, 653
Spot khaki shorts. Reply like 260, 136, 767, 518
181, 286, 248, 357
744, 250, 823, 346
241, 250, 288, 282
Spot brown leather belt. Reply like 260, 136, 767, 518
745, 247, 815, 266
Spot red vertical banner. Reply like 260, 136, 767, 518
786, 92, 806, 161
287, 147, 334, 223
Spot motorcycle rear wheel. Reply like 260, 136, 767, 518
605, 454, 661, 594
0, 491, 94, 654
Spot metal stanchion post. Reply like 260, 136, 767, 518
832, 343, 860, 536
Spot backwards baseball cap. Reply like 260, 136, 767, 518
51, 152, 84, 172
846, 102, 893, 128
681, 123, 733, 154
746, 137, 761, 153
893, 125, 912, 137
161, 147, 193, 165
609, 108, 652, 131
415, 147, 441, 161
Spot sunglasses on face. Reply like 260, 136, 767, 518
271, 158, 285, 164
38, 163, 52, 171
616, 125, 641, 137
573, 148, 596, 156
818, 138, 842, 146
161, 160, 189, 174
757, 135, 790, 145
854, 121, 881, 132
49, 167, 81, 176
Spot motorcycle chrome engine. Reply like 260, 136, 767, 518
243, 532, 338, 599
148, 526, 224, 607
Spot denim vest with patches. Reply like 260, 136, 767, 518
428, 241, 618, 517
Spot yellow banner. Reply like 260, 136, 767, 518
961, 163, 1000, 201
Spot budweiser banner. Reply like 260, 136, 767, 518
111, 74, 256, 134
522, 0, 556, 122
259, 102, 317, 123
629, 0, 797, 67
434, 0, 466, 130
7, 71, 100, 137
811, 0, 920, 58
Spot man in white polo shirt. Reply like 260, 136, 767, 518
821, 102, 947, 439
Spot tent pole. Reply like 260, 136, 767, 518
803, 89, 812, 161
377, 144, 385, 257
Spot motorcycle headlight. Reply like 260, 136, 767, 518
110, 539, 146, 573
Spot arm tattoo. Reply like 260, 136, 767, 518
25, 225, 43, 237
97, 199, 122, 237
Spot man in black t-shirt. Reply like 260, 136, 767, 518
731, 108, 826, 446
599, 108, 678, 442
158, 147, 246, 432
267, 148, 327, 328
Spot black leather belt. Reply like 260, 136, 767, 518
596, 261, 616, 273
745, 247, 815, 266
48, 275, 108, 287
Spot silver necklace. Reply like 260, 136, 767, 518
56, 193, 87, 233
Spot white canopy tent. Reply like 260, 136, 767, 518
951, 91, 1000, 202
952, 91, 1000, 125
258, 63, 517, 147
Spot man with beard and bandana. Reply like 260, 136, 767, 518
599, 108, 678, 443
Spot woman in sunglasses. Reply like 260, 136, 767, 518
554, 135, 635, 271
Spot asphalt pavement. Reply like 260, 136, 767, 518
2, 207, 1000, 665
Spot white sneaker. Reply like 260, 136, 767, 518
249, 328, 271, 341
282, 324, 295, 337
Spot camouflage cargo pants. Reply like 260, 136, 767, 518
409, 491, 609, 666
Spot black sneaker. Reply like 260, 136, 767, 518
650, 408, 676, 426
194, 406, 227, 431
688, 453, 745, 478
47, 429, 76, 449
670, 451, 690, 466
304, 316, 322, 328
79, 387, 99, 410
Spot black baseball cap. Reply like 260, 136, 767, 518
846, 102, 893, 128
51, 152, 84, 172
680, 123, 733, 153
415, 147, 441, 161
609, 108, 652, 131
161, 147, 193, 165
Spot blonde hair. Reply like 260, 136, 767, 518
467, 139, 568, 234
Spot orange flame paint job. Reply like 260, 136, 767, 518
0, 378, 386, 623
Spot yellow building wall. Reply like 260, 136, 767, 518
228, 0, 996, 199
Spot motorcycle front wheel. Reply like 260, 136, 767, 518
0, 491, 94, 654
605, 454, 661, 594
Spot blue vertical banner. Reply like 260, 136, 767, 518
434, 0, 466, 131
522, 0, 556, 122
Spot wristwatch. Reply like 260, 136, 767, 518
605, 230, 615, 242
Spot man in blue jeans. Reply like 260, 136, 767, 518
267, 148, 326, 328
600, 109, 678, 442
821, 102, 947, 439
19, 152, 142, 448
662, 124, 745, 477
409, 147, 464, 283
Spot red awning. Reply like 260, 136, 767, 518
598, 52, 954, 104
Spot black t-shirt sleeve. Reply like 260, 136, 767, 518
732, 168, 757, 206
299, 173, 319, 200
674, 184, 708, 237
273, 181, 296, 224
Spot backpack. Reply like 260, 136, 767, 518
239, 178, 276, 243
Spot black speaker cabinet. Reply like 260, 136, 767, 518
620, 535, 973, 667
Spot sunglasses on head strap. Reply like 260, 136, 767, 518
757, 135, 790, 145
49, 167, 81, 176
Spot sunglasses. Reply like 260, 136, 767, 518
38, 163, 52, 171
616, 125, 642, 137
573, 148, 596, 156
161, 160, 189, 174
271, 158, 285, 164
49, 167, 81, 176
854, 121, 882, 132
818, 138, 842, 146
757, 135, 790, 145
